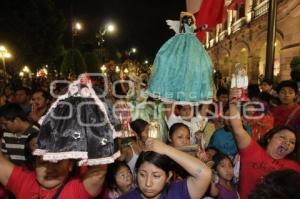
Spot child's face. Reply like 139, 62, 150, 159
218, 94, 229, 104
140, 125, 149, 144
115, 166, 133, 194
179, 105, 193, 120
260, 82, 272, 92
245, 105, 256, 117
278, 87, 296, 105
206, 149, 217, 162
216, 158, 234, 181
169, 127, 190, 148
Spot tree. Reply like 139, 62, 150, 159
0, 0, 66, 71
60, 49, 87, 76
84, 52, 100, 73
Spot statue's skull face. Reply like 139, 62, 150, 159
181, 15, 194, 26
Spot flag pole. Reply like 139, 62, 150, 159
265, 0, 278, 81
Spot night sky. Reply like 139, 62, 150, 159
54, 0, 186, 61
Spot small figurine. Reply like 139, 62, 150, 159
230, 63, 249, 101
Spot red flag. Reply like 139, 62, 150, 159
228, 0, 246, 10
194, 0, 226, 42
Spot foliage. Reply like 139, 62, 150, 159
84, 52, 100, 73
0, 0, 66, 71
60, 49, 87, 75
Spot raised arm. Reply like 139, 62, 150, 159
82, 165, 107, 197
229, 103, 251, 149
0, 152, 14, 186
146, 138, 212, 199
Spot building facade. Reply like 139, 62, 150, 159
207, 0, 300, 83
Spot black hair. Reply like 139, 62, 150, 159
15, 86, 31, 96
135, 151, 172, 176
205, 146, 220, 154
33, 89, 52, 101
258, 126, 298, 160
168, 123, 190, 139
0, 103, 28, 121
216, 87, 229, 97
276, 80, 298, 94
261, 78, 273, 86
249, 169, 300, 199
130, 119, 149, 138
24, 131, 39, 170
248, 84, 261, 100
106, 161, 132, 191
212, 153, 233, 171
180, 15, 194, 33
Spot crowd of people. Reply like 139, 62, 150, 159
0, 75, 300, 199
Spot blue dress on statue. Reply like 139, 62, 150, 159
147, 24, 213, 103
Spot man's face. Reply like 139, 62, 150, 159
35, 158, 73, 189
14, 90, 29, 105
31, 92, 48, 110
0, 117, 18, 133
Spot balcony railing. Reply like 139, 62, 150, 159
254, 0, 269, 19
219, 30, 227, 41
232, 17, 247, 33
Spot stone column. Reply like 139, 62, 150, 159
248, 56, 260, 84
279, 45, 300, 81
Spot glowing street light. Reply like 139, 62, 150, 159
115, 65, 120, 73
72, 21, 83, 36
75, 22, 82, 31
107, 23, 115, 33
144, 60, 149, 64
124, 68, 129, 74
0, 45, 12, 81
97, 22, 117, 46
23, 65, 30, 73
132, 48, 137, 53
101, 65, 107, 72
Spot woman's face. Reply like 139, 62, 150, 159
137, 161, 169, 199
266, 130, 296, 159
216, 158, 234, 181
169, 127, 190, 148
115, 166, 133, 194
278, 87, 296, 105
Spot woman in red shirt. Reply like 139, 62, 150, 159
229, 103, 300, 199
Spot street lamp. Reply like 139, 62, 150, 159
0, 45, 12, 82
72, 21, 83, 36
128, 47, 137, 56
96, 22, 116, 47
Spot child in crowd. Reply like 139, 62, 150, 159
168, 123, 190, 148
102, 162, 133, 199
118, 119, 149, 173
210, 153, 239, 199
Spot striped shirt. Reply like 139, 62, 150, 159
1, 125, 39, 165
